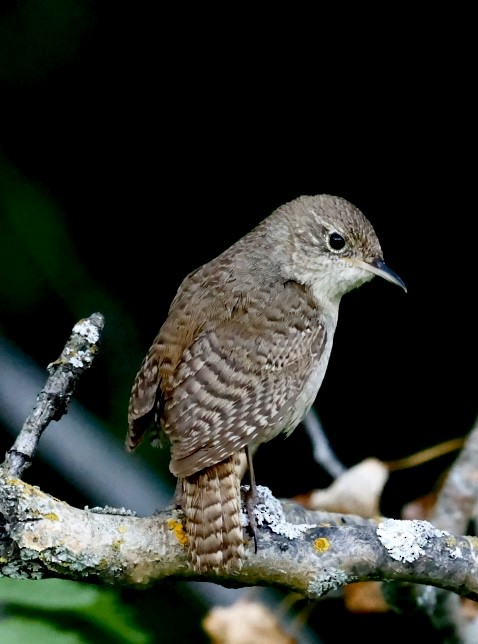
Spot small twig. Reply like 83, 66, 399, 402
1, 313, 104, 479
302, 407, 347, 479
384, 437, 465, 473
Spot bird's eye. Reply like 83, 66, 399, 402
328, 232, 346, 251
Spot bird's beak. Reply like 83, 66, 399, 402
353, 257, 407, 292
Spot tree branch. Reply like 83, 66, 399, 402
431, 416, 478, 534
1, 313, 477, 613
0, 476, 477, 600
384, 414, 478, 640
2, 313, 104, 479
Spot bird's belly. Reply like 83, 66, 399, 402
254, 340, 333, 447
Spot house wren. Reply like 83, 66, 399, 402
126, 194, 406, 573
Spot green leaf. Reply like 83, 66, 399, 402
0, 617, 85, 644
0, 579, 152, 644
0, 578, 99, 610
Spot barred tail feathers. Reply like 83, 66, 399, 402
182, 454, 245, 573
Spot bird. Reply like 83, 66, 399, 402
126, 194, 406, 574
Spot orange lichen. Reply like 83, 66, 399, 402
167, 518, 188, 546
313, 537, 330, 553
43, 513, 59, 521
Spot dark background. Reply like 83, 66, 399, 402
0, 3, 474, 643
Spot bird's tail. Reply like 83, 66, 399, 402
181, 454, 245, 573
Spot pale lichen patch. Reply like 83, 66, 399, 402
85, 505, 137, 516
40, 546, 112, 575
1, 561, 44, 580
308, 568, 348, 598
5, 479, 45, 498
73, 319, 101, 343
449, 546, 463, 559
65, 348, 93, 368
377, 519, 448, 562
246, 486, 314, 538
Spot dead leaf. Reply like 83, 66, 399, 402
344, 582, 390, 613
401, 492, 438, 520
203, 599, 296, 644
297, 458, 389, 518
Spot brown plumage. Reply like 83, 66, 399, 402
127, 194, 405, 573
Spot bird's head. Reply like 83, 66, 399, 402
277, 194, 406, 303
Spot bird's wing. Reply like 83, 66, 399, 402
126, 266, 209, 451
126, 347, 168, 451
165, 279, 328, 477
